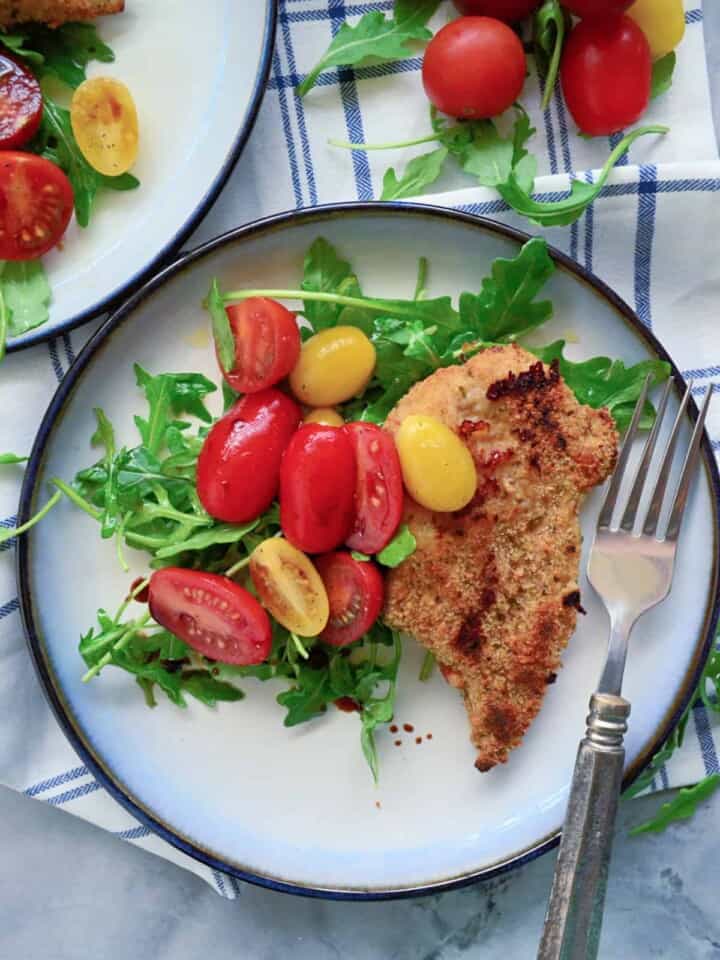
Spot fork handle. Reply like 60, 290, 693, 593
537, 693, 631, 960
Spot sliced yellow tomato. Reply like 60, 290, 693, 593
627, 0, 685, 60
249, 537, 329, 637
70, 77, 139, 177
395, 414, 477, 512
303, 407, 344, 427
289, 326, 376, 407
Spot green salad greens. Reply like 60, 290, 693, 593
0, 23, 140, 354
2, 235, 670, 780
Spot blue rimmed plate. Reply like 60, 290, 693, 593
8, 0, 276, 352
17, 204, 720, 898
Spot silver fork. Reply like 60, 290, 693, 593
537, 377, 714, 960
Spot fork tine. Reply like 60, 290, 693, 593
663, 385, 714, 541
619, 377, 673, 532
597, 374, 652, 530
642, 382, 693, 536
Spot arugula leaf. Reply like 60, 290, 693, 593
377, 524, 416, 568
533, 0, 568, 111
381, 146, 448, 200
651, 52, 676, 101
298, 0, 440, 97
630, 775, 720, 836
301, 236, 364, 333
459, 237, 555, 342
532, 341, 670, 431
133, 364, 216, 454
2, 23, 113, 87
30, 94, 139, 227
498, 125, 669, 228
2, 260, 51, 338
206, 278, 235, 373
460, 123, 515, 187
89, 408, 122, 539
221, 380, 240, 413
0, 453, 28, 464
180, 672, 244, 707
277, 663, 333, 726
0, 31, 44, 64
154, 518, 262, 560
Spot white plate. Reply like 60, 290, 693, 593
18, 205, 720, 898
8, 0, 276, 352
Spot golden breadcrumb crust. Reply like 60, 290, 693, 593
0, 0, 123, 27
384, 344, 618, 772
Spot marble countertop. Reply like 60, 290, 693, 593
3, 8, 720, 959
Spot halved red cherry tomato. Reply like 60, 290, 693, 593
561, 0, 633, 16
0, 153, 74, 261
220, 297, 301, 393
0, 52, 42, 149
315, 553, 384, 647
560, 15, 651, 136
196, 389, 300, 523
452, 0, 540, 20
422, 17, 526, 120
148, 568, 272, 665
280, 424, 356, 554
344, 422, 403, 555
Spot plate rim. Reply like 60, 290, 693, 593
6, 0, 278, 354
16, 201, 720, 900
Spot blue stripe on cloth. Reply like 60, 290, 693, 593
659, 763, 670, 791
583, 170, 594, 272
269, 55, 423, 92
212, 869, 231, 897
683, 364, 720, 379
62, 332, 75, 369
0, 597, 19, 620
24, 765, 89, 798
271, 49, 304, 208
633, 164, 657, 328
278, 9, 319, 206
693, 701, 719, 775
609, 130, 629, 167
686, 8, 702, 23
280, 0, 392, 22
691, 382, 717, 397
115, 824, 151, 841
711, 438, 720, 453
47, 339, 64, 383
329, 0, 373, 200
0, 514, 17, 552
46, 779, 102, 806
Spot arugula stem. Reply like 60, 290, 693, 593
328, 133, 439, 152
113, 576, 150, 625
601, 125, 669, 176
223, 288, 421, 319
0, 489, 62, 545
82, 611, 151, 682
413, 256, 428, 301
419, 650, 436, 682
0, 285, 8, 364
291, 633, 310, 660
51, 478, 101, 520
539, 9, 564, 112
224, 555, 251, 579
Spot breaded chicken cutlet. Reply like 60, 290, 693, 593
0, 0, 123, 27
383, 344, 618, 772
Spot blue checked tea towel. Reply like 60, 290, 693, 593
1, 0, 719, 898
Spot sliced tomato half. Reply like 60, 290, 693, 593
315, 552, 384, 647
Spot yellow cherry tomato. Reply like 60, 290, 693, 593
289, 326, 376, 407
249, 537, 329, 637
395, 415, 476, 513
627, 0, 685, 60
303, 407, 344, 427
70, 77, 139, 176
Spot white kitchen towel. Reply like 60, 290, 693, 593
1, 0, 718, 899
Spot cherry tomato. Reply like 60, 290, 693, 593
70, 77, 139, 177
196, 389, 300, 523
0, 153, 74, 261
344, 422, 403, 555
289, 325, 376, 407
452, 0, 541, 21
560, 15, 651, 136
249, 537, 329, 637
627, 0, 685, 60
561, 0, 633, 16
221, 297, 301, 394
148, 568, 272, 665
0, 52, 42, 149
315, 553, 384, 647
303, 407, 344, 427
422, 17, 526, 120
280, 424, 356, 554
395, 415, 477, 513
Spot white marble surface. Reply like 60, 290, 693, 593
3, 8, 720, 959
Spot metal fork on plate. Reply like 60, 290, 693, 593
537, 377, 714, 960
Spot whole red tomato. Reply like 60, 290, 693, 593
196, 389, 300, 523
422, 17, 526, 120
561, 0, 633, 16
280, 424, 356, 554
452, 0, 540, 20
560, 15, 651, 136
